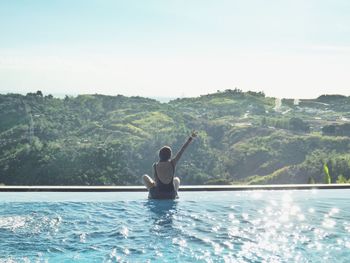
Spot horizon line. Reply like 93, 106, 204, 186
1, 89, 349, 101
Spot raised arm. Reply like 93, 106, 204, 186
172, 131, 197, 166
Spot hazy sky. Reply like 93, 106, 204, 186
1, 0, 350, 99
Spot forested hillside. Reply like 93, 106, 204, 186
1, 89, 350, 185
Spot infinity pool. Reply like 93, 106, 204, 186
1, 190, 349, 262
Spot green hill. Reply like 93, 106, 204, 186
1, 89, 350, 185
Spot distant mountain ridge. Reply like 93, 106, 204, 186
1, 89, 350, 185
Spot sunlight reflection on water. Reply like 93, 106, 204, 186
0, 190, 349, 262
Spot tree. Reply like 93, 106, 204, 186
308, 176, 316, 184
322, 125, 336, 135
289, 117, 310, 133
323, 163, 331, 184
336, 174, 348, 184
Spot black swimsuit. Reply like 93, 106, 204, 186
149, 162, 178, 199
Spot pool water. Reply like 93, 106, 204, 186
1, 190, 350, 262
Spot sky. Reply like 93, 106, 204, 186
0, 0, 350, 99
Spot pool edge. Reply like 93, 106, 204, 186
1, 184, 350, 192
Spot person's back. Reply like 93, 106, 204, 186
143, 132, 197, 199
150, 160, 177, 199
155, 161, 174, 185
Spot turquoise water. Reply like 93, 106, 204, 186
0, 190, 350, 262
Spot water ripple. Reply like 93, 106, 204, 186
0, 190, 350, 262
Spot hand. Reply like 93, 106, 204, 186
190, 130, 198, 138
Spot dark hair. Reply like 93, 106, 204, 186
159, 146, 172, 161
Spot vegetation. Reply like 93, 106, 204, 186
1, 90, 350, 185
323, 163, 331, 184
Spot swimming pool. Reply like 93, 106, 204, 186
1, 190, 349, 262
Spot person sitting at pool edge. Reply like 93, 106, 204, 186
143, 131, 197, 199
